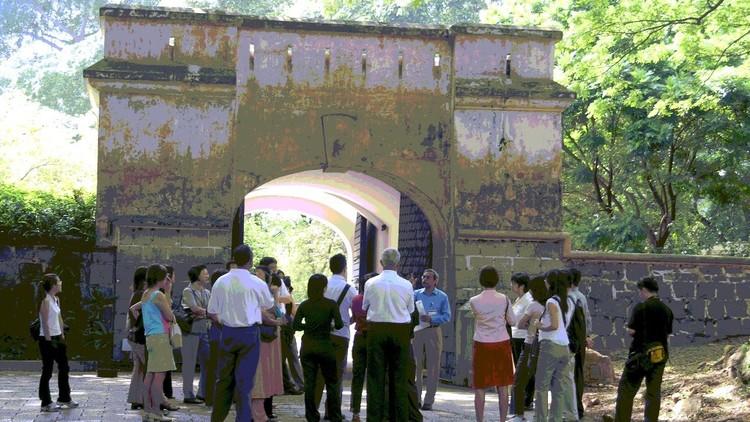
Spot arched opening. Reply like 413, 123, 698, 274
231, 170, 436, 285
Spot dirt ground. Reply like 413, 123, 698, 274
581, 336, 750, 422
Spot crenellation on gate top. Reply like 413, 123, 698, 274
97, 5, 565, 86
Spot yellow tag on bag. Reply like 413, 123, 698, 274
646, 343, 665, 364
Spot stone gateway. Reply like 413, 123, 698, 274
84, 5, 750, 384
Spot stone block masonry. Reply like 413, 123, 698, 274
566, 254, 750, 351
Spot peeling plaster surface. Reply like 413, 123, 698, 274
98, 92, 235, 221
104, 21, 237, 67
454, 35, 555, 79
454, 109, 562, 231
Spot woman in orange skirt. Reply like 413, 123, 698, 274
468, 266, 517, 422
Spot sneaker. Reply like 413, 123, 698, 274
41, 404, 60, 412
131, 403, 144, 410
421, 403, 433, 411
183, 397, 204, 404
57, 400, 79, 409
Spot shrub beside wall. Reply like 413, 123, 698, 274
0, 184, 95, 244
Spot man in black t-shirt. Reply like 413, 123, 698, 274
613, 276, 674, 422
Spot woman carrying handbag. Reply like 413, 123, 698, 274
37, 273, 78, 413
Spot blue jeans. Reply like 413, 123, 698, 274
211, 325, 261, 422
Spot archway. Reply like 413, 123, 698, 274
232, 169, 436, 284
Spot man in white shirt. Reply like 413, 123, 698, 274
207, 244, 277, 422
313, 253, 357, 419
363, 248, 415, 422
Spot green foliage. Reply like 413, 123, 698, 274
0, 184, 96, 244
0, 335, 27, 359
487, 0, 750, 255
244, 212, 347, 302
81, 285, 117, 353
17, 66, 92, 115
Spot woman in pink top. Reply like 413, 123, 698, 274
468, 266, 518, 422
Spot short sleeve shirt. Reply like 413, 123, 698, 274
182, 286, 211, 333
363, 270, 415, 324
207, 269, 274, 328
628, 296, 674, 354
469, 289, 517, 343
325, 274, 357, 339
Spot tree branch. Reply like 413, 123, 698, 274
703, 27, 750, 82
18, 162, 53, 181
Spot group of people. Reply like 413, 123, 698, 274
122, 253, 299, 422
204, 246, 452, 422
33, 243, 674, 422
466, 267, 673, 422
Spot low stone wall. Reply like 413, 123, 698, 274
565, 253, 750, 351
450, 232, 750, 386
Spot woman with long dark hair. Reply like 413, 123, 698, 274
127, 266, 148, 410
37, 273, 78, 413
531, 269, 578, 421
511, 275, 548, 418
294, 273, 344, 422
141, 264, 176, 422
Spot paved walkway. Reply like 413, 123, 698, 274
0, 371, 551, 421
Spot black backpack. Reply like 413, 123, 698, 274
553, 296, 587, 354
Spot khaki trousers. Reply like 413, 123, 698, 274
534, 340, 578, 421
127, 341, 146, 405
413, 326, 442, 406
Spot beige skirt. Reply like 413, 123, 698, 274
146, 333, 176, 373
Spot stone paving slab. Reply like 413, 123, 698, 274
0, 372, 579, 421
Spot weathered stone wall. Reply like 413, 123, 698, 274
111, 225, 230, 359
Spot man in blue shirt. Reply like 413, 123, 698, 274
413, 269, 451, 411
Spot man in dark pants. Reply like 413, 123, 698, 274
612, 276, 673, 422
364, 248, 417, 422
207, 245, 277, 422
384, 302, 425, 422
